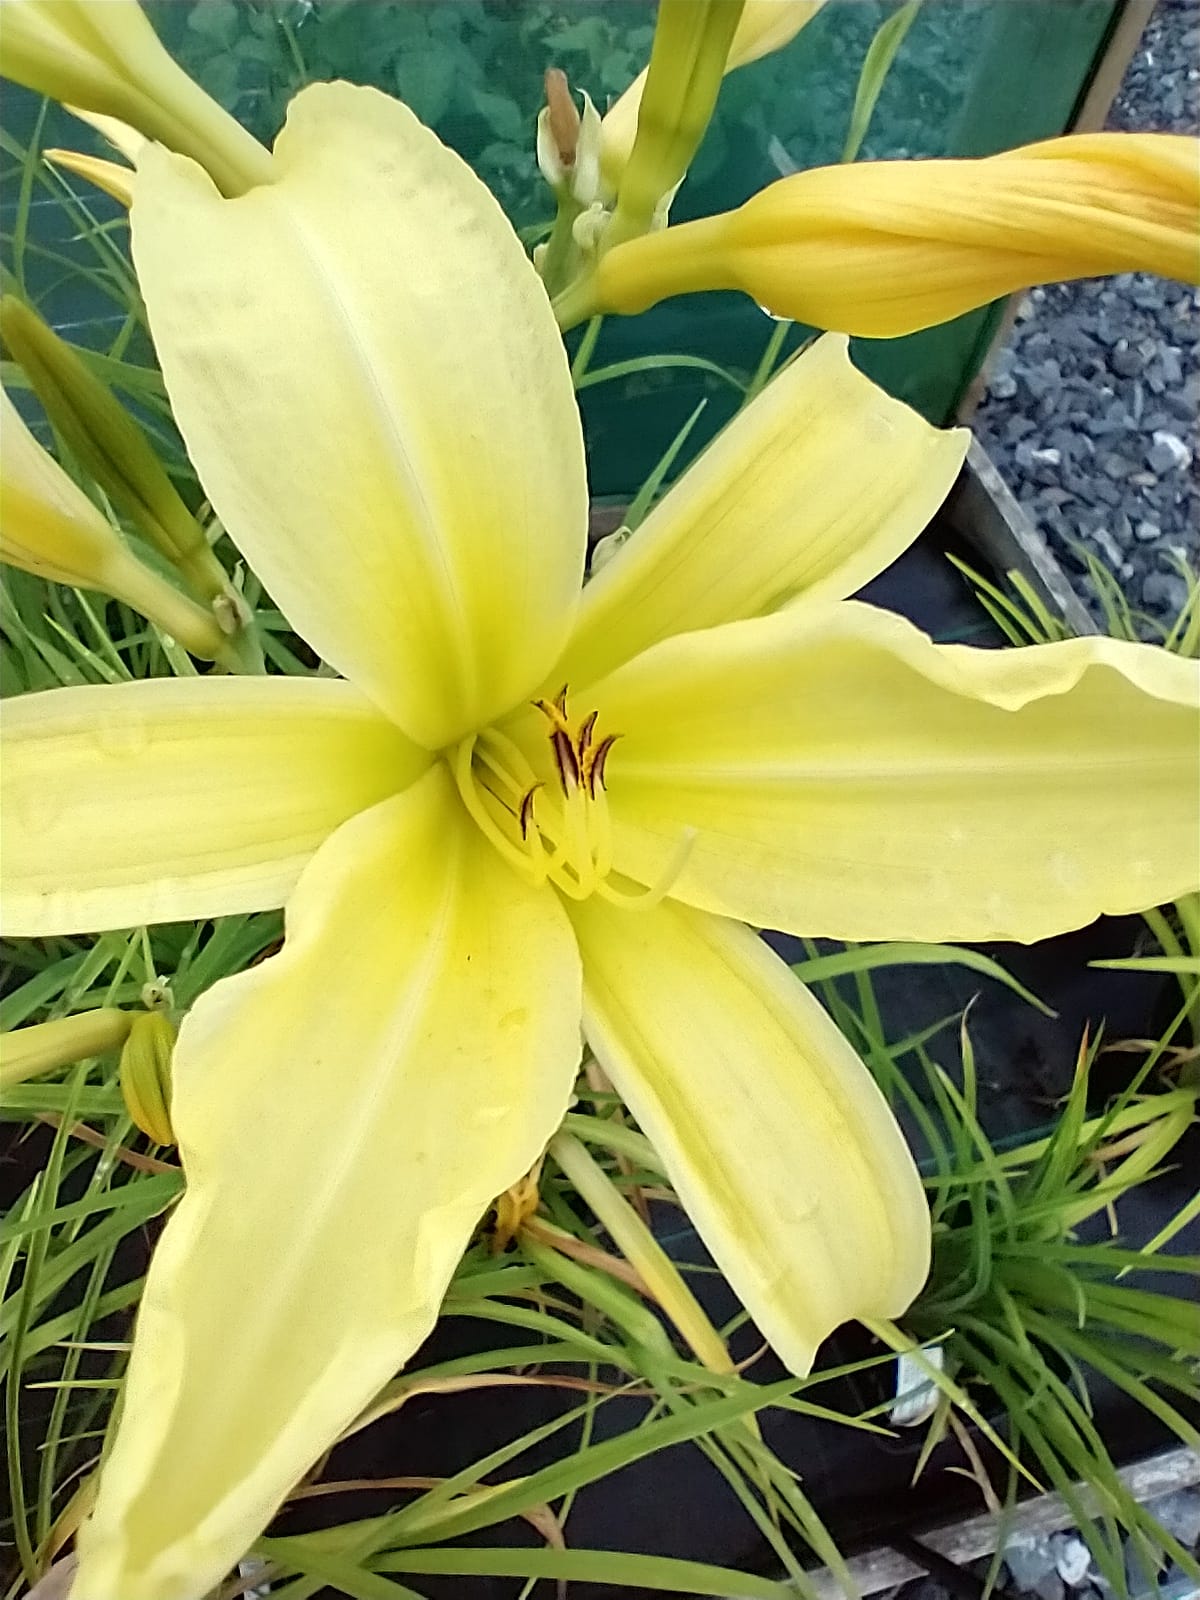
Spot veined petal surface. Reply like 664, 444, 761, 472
589, 602, 1200, 943
75, 766, 583, 1600
554, 335, 966, 690
569, 894, 929, 1375
1, 676, 425, 935
131, 82, 588, 749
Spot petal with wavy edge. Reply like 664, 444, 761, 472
1, 676, 425, 935
131, 82, 587, 749
569, 894, 929, 1375
552, 335, 966, 692
586, 602, 1200, 943
75, 765, 582, 1600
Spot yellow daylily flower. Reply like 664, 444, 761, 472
600, 0, 828, 192
0, 0, 272, 195
1, 85, 1196, 1600
558, 131, 1200, 334
0, 386, 228, 659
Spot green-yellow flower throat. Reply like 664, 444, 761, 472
453, 687, 692, 908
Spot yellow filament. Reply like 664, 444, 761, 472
595, 828, 697, 912
478, 727, 542, 792
452, 736, 545, 885
589, 782, 614, 881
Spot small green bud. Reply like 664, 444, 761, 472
118, 1011, 176, 1146
0, 296, 231, 606
0, 385, 228, 659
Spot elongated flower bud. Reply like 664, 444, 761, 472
560, 132, 1200, 335
0, 0, 273, 196
600, 0, 827, 195
118, 1010, 176, 1145
604, 0, 746, 249
0, 1008, 132, 1089
1, 296, 229, 602
1, 387, 228, 658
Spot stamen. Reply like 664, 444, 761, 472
551, 727, 580, 792
595, 828, 697, 912
533, 687, 573, 739
583, 732, 620, 798
518, 785, 541, 839
452, 736, 545, 885
577, 709, 599, 757
479, 726, 541, 791
589, 781, 614, 880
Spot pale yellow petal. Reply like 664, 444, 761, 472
571, 133, 1200, 335
75, 766, 582, 1600
131, 82, 587, 749
67, 105, 147, 164
553, 334, 967, 691
588, 602, 1200, 944
728, 0, 828, 66
1, 676, 426, 936
569, 894, 929, 1375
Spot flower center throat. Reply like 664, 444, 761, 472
451, 686, 691, 908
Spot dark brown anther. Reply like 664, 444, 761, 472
544, 68, 580, 169
586, 733, 620, 797
551, 728, 581, 792
577, 708, 599, 758
518, 784, 542, 839
553, 683, 570, 717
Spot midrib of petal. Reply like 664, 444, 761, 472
261, 186, 476, 707
614, 751, 1181, 782
207, 831, 461, 1416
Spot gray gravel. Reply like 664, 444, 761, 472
972, 0, 1199, 634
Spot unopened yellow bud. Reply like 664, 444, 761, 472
1, 385, 228, 658
118, 1010, 175, 1145
1, 1008, 133, 1089
600, 1, 826, 198
0, 0, 274, 197
1, 296, 228, 603
560, 132, 1200, 336
604, 0, 746, 250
